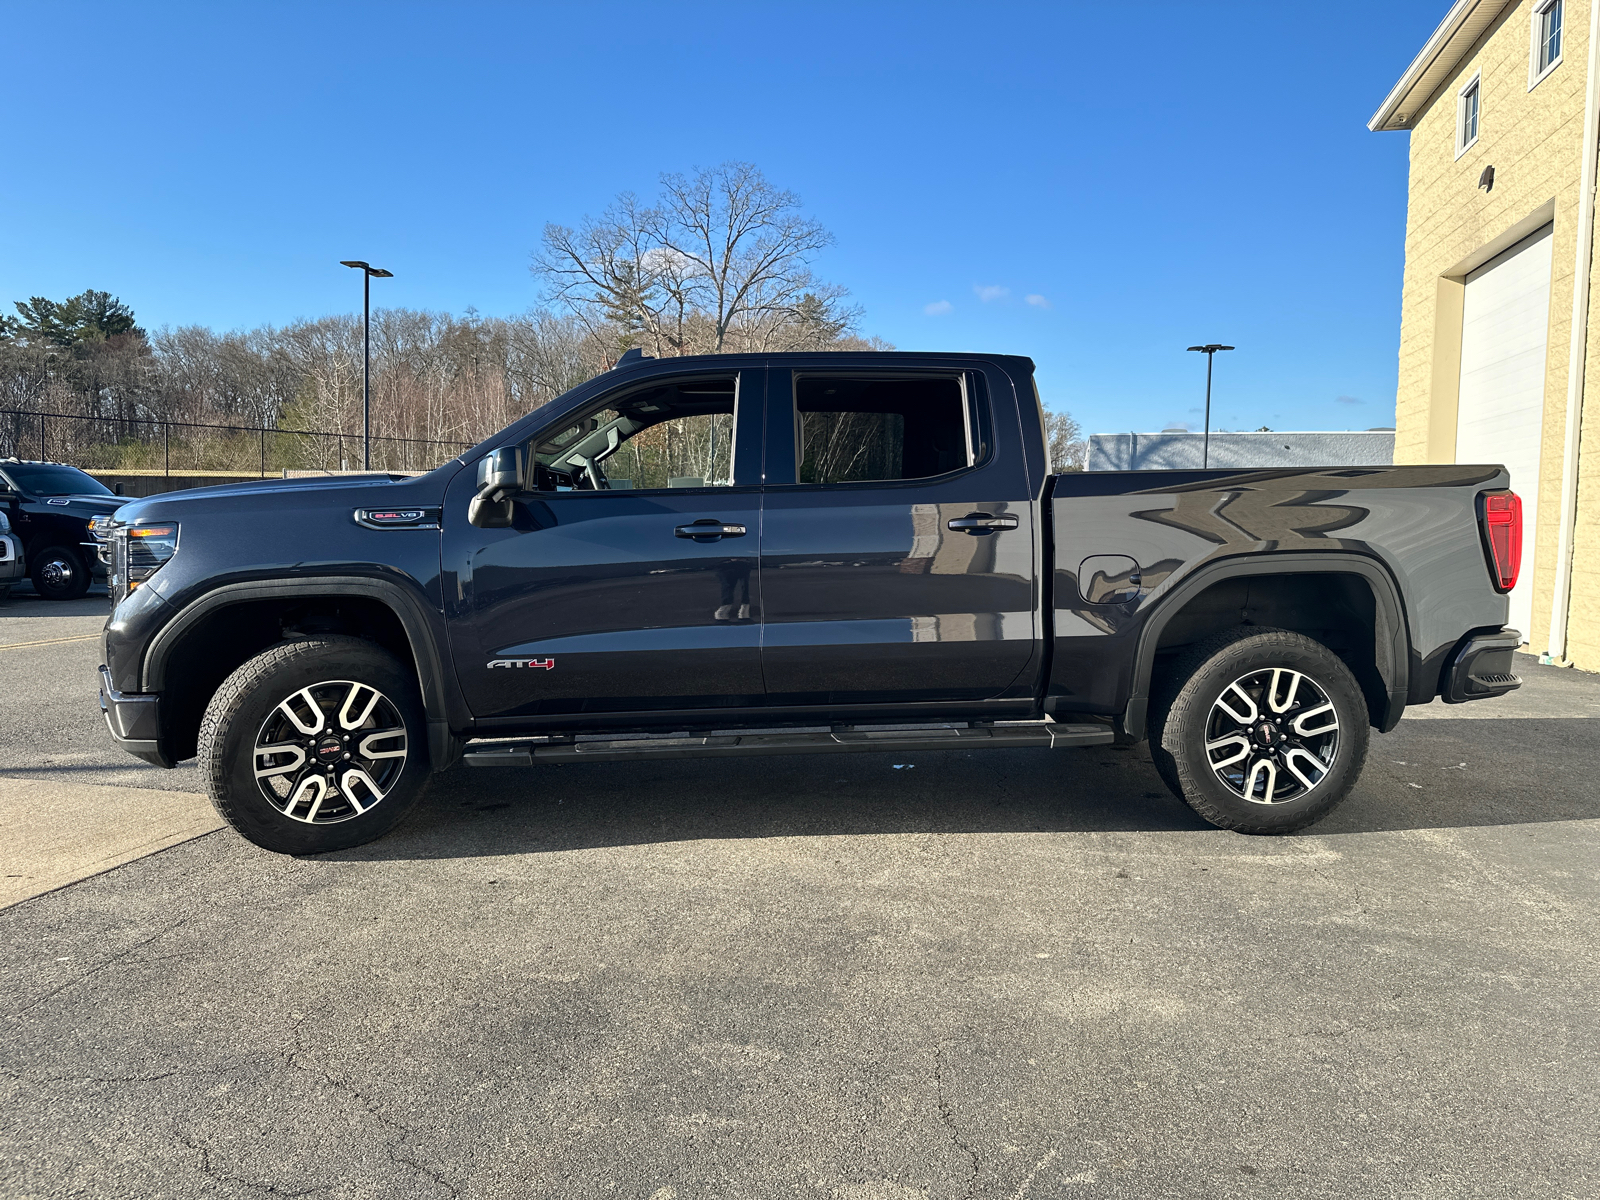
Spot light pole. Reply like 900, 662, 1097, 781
1185, 343, 1234, 468
340, 260, 394, 470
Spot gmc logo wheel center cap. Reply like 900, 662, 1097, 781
315, 736, 343, 762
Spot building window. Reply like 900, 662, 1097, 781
1532, 0, 1564, 86
1457, 73, 1481, 157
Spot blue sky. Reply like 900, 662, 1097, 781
0, 1, 1445, 436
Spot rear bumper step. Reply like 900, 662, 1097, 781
463, 720, 1114, 766
1442, 628, 1524, 704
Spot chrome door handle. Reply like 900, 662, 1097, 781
675, 520, 747, 540
947, 512, 1019, 534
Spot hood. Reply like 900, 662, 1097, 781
110, 467, 456, 526
25, 492, 125, 517
134, 472, 410, 503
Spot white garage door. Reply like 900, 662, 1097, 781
1457, 224, 1552, 641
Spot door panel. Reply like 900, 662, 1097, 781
760, 495, 1038, 702
758, 365, 1041, 706
455, 491, 763, 718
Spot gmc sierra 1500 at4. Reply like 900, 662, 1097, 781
96, 350, 1525, 853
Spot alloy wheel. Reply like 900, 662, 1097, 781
252, 680, 408, 824
1203, 667, 1340, 805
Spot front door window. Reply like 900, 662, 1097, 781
532, 378, 739, 491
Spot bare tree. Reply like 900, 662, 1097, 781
535, 162, 859, 358
1044, 408, 1087, 473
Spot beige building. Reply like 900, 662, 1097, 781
1371, 0, 1600, 670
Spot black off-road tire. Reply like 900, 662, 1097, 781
30, 543, 91, 601
198, 636, 430, 854
1148, 626, 1370, 834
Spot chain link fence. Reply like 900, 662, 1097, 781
0, 409, 473, 477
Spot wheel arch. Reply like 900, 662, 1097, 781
144, 577, 464, 770
1122, 554, 1410, 741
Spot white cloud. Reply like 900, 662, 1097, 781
638, 245, 696, 273
1025, 294, 1051, 308
974, 284, 1008, 303
924, 300, 953, 316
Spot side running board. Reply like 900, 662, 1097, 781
463, 720, 1114, 767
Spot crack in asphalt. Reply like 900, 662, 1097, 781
0, 1065, 222, 1086
3, 920, 188, 1021
933, 1039, 979, 1198
174, 1128, 333, 1199
285, 1022, 462, 1199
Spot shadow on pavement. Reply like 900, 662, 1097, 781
0, 590, 109, 619
338, 744, 1207, 863
332, 712, 1600, 863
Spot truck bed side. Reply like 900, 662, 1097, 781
1045, 465, 1512, 733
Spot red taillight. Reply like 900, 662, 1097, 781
1482, 490, 1522, 592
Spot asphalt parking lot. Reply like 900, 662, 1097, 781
2, 594, 1598, 1199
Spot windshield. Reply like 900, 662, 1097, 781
1, 463, 114, 497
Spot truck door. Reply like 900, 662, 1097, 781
444, 366, 767, 722
758, 364, 1041, 706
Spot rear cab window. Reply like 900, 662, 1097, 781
769, 370, 989, 486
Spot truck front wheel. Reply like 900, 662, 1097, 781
198, 636, 430, 854
30, 544, 91, 601
1149, 627, 1370, 834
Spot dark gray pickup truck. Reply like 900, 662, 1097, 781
97, 350, 1524, 853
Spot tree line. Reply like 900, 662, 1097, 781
0, 162, 1083, 473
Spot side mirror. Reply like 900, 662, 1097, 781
467, 447, 524, 528
114, 481, 127, 496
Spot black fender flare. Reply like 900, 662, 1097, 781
1121, 552, 1411, 741
143, 576, 466, 771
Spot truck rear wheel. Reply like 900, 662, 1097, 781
1149, 627, 1369, 834
198, 636, 430, 854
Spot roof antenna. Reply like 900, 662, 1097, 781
613, 347, 652, 370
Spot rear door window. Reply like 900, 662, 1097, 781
791, 375, 977, 485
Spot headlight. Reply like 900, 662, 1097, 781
124, 523, 179, 591
89, 514, 114, 563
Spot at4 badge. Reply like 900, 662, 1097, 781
488, 658, 555, 670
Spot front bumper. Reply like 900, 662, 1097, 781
80, 541, 109, 579
98, 664, 172, 767
0, 534, 23, 584
1442, 628, 1524, 704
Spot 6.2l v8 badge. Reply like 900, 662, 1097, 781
488, 658, 555, 670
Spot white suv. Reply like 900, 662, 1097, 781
0, 509, 24, 598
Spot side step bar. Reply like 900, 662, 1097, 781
463, 720, 1114, 767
